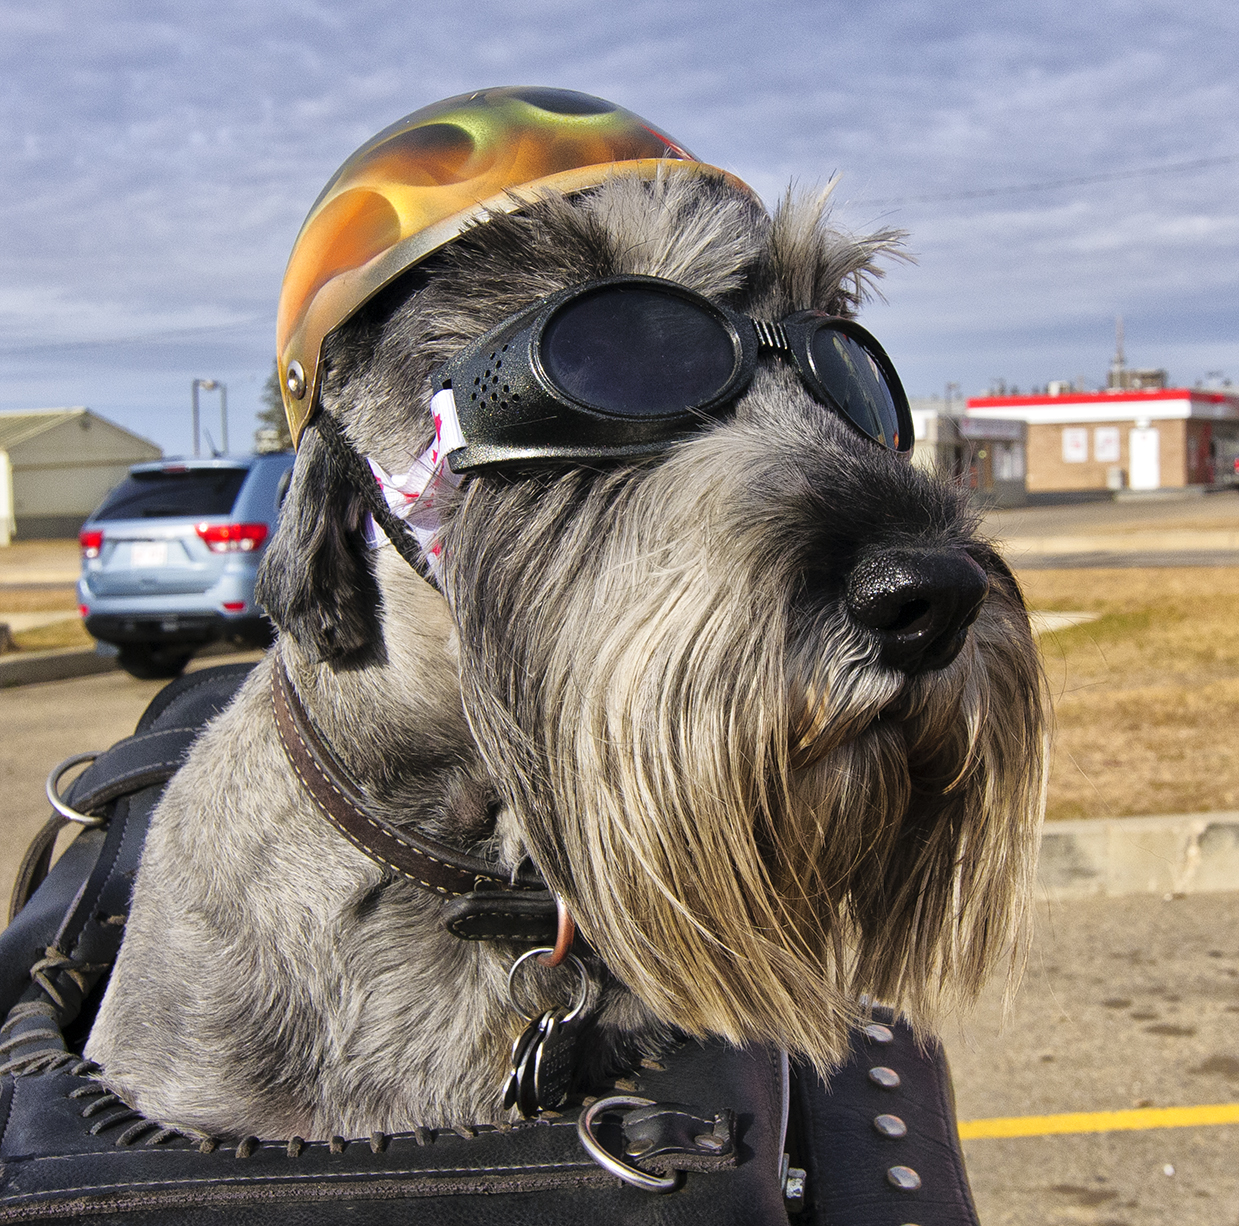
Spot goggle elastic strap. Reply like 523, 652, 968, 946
310, 410, 452, 587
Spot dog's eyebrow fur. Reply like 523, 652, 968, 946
768, 184, 910, 318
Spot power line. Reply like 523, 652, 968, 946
0, 314, 268, 358
857, 153, 1239, 208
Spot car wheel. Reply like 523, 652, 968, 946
116, 644, 194, 680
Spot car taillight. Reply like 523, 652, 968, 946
195, 522, 269, 553
79, 528, 103, 559
78, 604, 89, 617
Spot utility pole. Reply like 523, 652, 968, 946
1108, 316, 1127, 390
191, 379, 201, 457
191, 379, 229, 455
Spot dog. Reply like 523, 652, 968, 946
84, 90, 1047, 1144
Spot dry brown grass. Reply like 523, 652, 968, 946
1019, 567, 1239, 820
9, 619, 94, 652
0, 587, 78, 612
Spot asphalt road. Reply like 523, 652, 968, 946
945, 892, 1239, 1226
981, 488, 1239, 538
4, 663, 1239, 1225
0, 653, 260, 913
982, 488, 1239, 568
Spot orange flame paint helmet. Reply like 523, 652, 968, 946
277, 86, 759, 445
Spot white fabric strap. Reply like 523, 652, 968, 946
364, 390, 464, 579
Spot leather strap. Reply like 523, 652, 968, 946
271, 663, 545, 900
313, 411, 437, 584
622, 1103, 737, 1175
441, 890, 559, 943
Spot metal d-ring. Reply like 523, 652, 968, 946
536, 895, 575, 967
506, 948, 589, 1023
46, 752, 106, 827
577, 1094, 680, 1193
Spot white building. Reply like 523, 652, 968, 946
910, 400, 1027, 506
964, 389, 1239, 493
0, 409, 162, 540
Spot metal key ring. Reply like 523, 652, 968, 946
576, 1094, 680, 1193
507, 948, 589, 1023
46, 752, 107, 827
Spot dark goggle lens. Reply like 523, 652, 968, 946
808, 327, 904, 450
540, 286, 737, 417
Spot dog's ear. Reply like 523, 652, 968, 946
255, 427, 383, 665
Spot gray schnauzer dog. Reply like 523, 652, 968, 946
85, 89, 1046, 1141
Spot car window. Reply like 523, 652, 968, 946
93, 469, 249, 520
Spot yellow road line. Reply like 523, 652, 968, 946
960, 1103, 1239, 1139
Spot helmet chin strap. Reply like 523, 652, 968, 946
310, 397, 464, 588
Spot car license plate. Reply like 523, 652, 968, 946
131, 541, 168, 567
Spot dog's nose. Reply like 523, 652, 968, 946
846, 549, 989, 674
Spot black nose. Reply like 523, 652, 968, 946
846, 549, 989, 674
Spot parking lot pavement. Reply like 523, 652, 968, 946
0, 652, 261, 909
946, 892, 1239, 1225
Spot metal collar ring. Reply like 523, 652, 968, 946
506, 948, 589, 1023
536, 896, 575, 967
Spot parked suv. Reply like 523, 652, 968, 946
78, 454, 294, 679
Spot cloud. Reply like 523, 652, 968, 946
1, 0, 1237, 450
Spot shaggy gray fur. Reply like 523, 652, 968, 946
86, 170, 1046, 1140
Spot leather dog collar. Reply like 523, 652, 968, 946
271, 662, 557, 942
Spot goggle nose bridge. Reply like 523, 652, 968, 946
751, 319, 792, 355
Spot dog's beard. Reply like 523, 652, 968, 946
445, 432, 1047, 1075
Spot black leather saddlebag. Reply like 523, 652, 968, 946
0, 665, 979, 1224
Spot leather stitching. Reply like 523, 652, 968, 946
272, 675, 463, 897
0, 1160, 604, 1197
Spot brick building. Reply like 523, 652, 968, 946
964, 388, 1239, 494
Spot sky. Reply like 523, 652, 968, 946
1, 0, 1237, 455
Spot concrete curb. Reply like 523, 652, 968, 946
0, 648, 118, 687
1004, 530, 1239, 555
1039, 813, 1239, 899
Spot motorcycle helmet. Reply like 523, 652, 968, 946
276, 85, 758, 445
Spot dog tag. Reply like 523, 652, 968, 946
532, 1007, 581, 1111
503, 1012, 548, 1111
503, 948, 591, 1117
514, 1011, 552, 1118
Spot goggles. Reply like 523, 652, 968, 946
431, 275, 912, 473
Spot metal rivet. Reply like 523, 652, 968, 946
625, 1136, 654, 1157
874, 1113, 908, 1137
869, 1065, 901, 1088
693, 1132, 725, 1152
783, 1165, 807, 1203
285, 361, 306, 400
887, 1164, 922, 1190
864, 1022, 894, 1044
